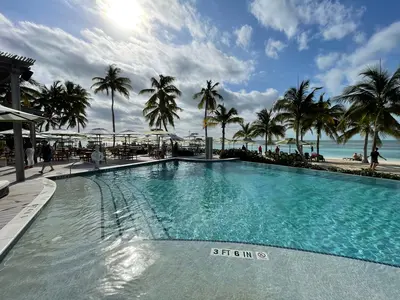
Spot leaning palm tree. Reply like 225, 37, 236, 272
193, 80, 223, 139
140, 75, 182, 132
311, 94, 344, 157
337, 113, 375, 163
274, 80, 321, 156
91, 64, 132, 146
61, 81, 91, 132
207, 104, 243, 150
338, 65, 400, 152
233, 122, 255, 150
252, 108, 285, 151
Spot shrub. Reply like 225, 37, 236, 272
220, 149, 400, 181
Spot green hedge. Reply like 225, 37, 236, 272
219, 149, 400, 181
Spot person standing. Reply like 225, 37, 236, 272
369, 147, 386, 171
275, 146, 280, 154
311, 145, 314, 152
258, 145, 262, 155
25, 139, 34, 169
39, 141, 54, 174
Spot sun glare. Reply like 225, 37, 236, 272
105, 0, 144, 30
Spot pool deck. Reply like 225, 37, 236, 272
0, 157, 399, 299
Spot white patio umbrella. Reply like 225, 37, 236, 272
0, 104, 43, 122
119, 129, 141, 144
42, 129, 84, 137
169, 133, 184, 141
275, 138, 310, 153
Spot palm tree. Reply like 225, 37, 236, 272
274, 80, 321, 156
337, 114, 375, 163
193, 80, 223, 139
233, 122, 255, 150
338, 65, 400, 152
311, 94, 344, 157
92, 64, 132, 146
252, 108, 285, 151
207, 104, 243, 150
140, 75, 182, 131
35, 81, 65, 131
61, 81, 91, 132
0, 78, 40, 107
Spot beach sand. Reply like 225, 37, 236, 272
315, 157, 400, 175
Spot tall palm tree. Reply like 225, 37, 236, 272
252, 108, 285, 151
338, 65, 400, 152
207, 104, 243, 150
61, 81, 91, 132
274, 80, 321, 156
92, 64, 132, 146
311, 94, 344, 157
233, 122, 255, 150
193, 80, 223, 139
140, 75, 182, 132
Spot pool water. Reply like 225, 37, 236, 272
92, 160, 400, 266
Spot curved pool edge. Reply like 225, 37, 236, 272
0, 178, 57, 262
106, 239, 400, 299
154, 238, 400, 269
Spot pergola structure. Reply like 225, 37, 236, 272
0, 52, 36, 182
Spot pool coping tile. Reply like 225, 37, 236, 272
0, 178, 56, 261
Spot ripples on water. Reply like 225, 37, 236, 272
1, 161, 400, 299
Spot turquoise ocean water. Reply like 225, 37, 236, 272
214, 140, 400, 161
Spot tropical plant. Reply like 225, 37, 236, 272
252, 108, 285, 151
338, 65, 400, 152
274, 80, 321, 156
232, 122, 255, 149
0, 78, 41, 107
34, 81, 65, 131
61, 81, 91, 132
140, 75, 182, 131
207, 104, 243, 150
92, 64, 132, 146
310, 94, 344, 157
337, 114, 376, 163
193, 80, 223, 139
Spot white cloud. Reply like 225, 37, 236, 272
315, 21, 400, 95
221, 31, 231, 46
315, 52, 340, 70
297, 31, 309, 50
353, 31, 366, 44
249, 0, 364, 40
234, 25, 253, 49
322, 22, 357, 40
265, 38, 287, 59
0, 10, 272, 138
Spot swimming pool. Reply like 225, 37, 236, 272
1, 160, 400, 299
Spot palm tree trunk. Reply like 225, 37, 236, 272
111, 89, 115, 147
363, 129, 369, 164
204, 100, 208, 140
295, 121, 302, 155
222, 124, 225, 151
371, 115, 379, 152
77, 123, 80, 133
265, 133, 268, 153
163, 122, 173, 150
317, 133, 320, 156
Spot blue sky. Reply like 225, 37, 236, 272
1, 0, 400, 139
